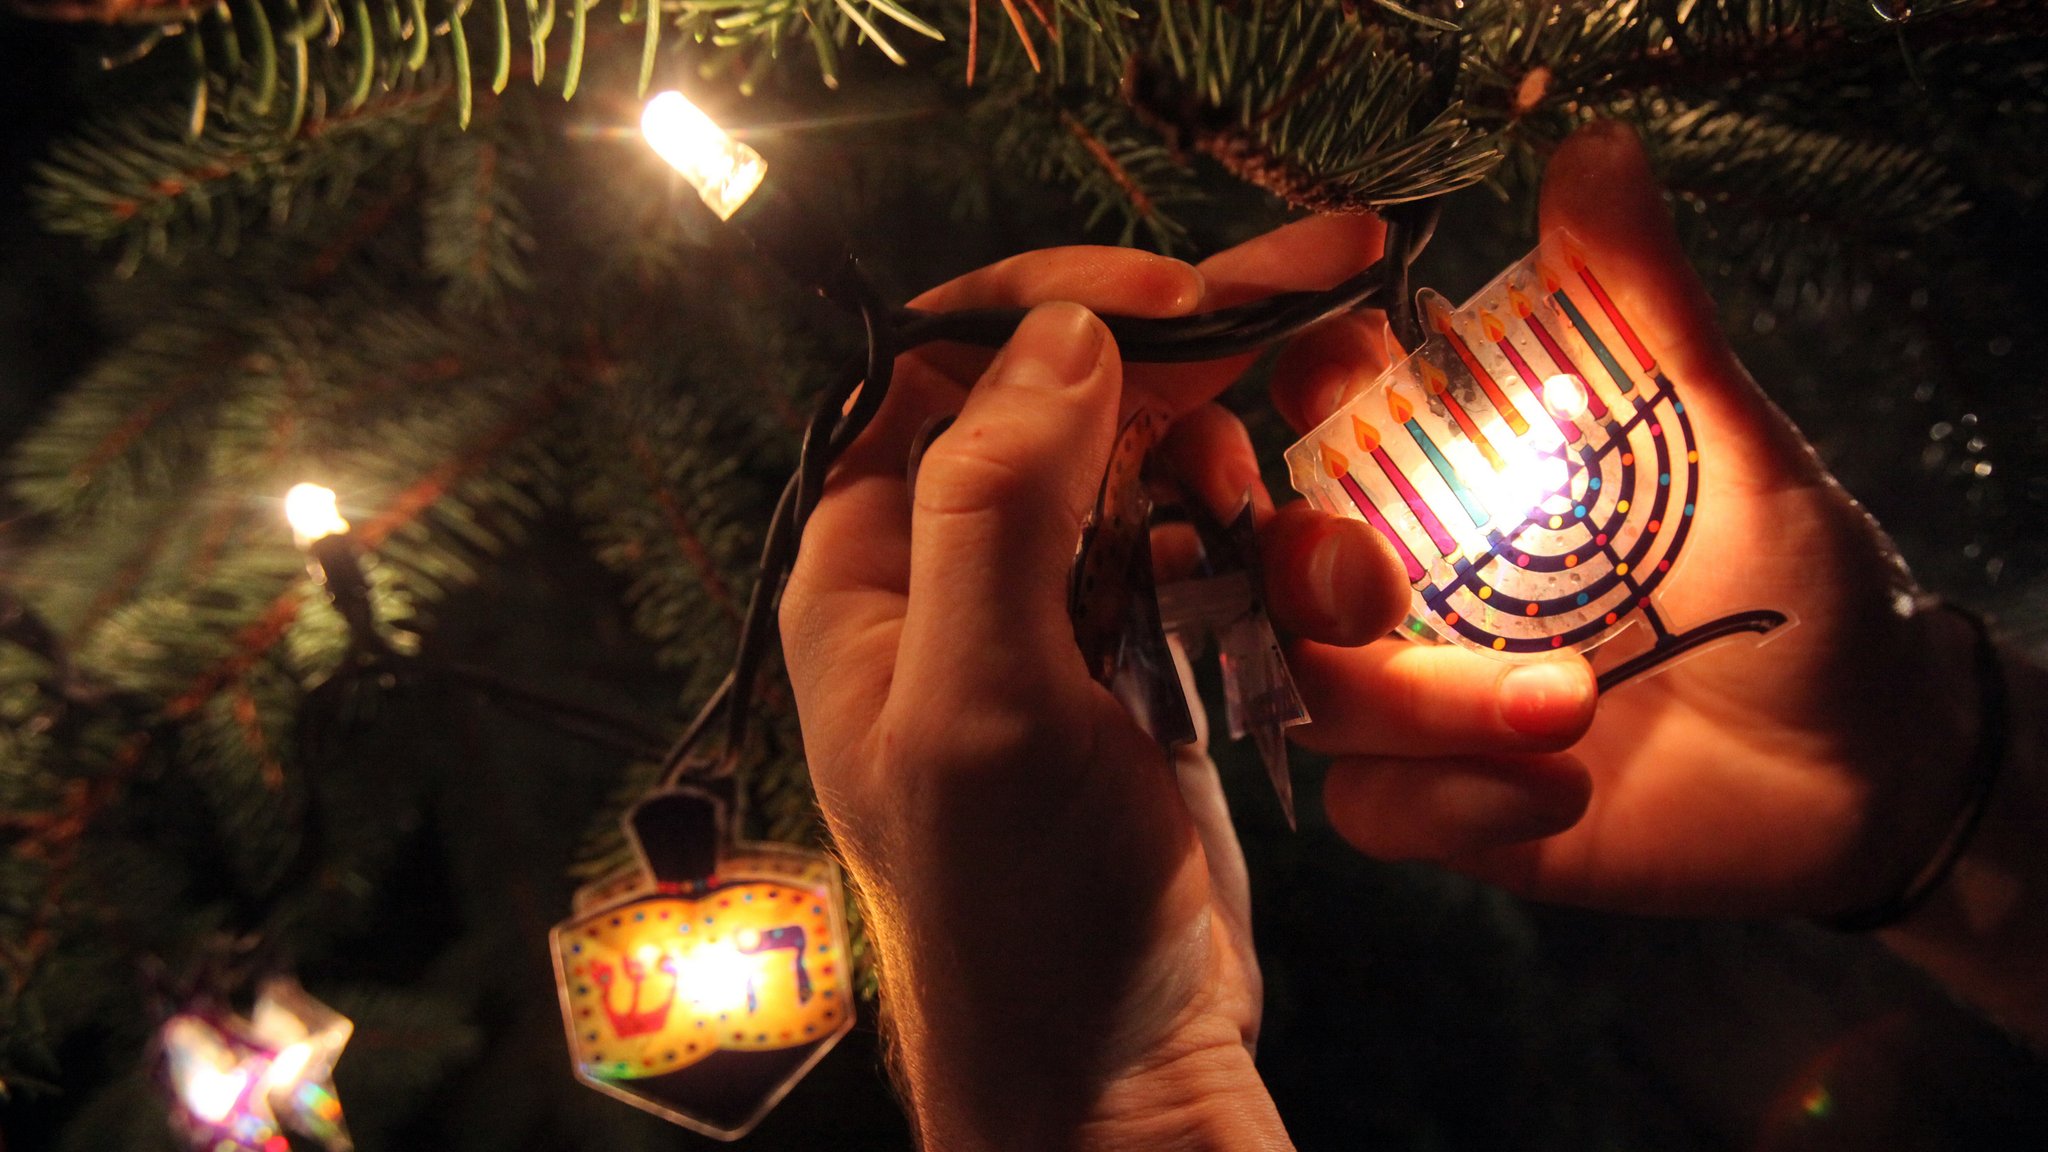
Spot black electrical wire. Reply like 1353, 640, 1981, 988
890, 256, 1396, 364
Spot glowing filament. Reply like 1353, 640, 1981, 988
284, 483, 348, 547
641, 91, 767, 221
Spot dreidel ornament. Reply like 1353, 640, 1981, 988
551, 787, 853, 1140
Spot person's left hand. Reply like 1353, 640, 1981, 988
780, 224, 1402, 1149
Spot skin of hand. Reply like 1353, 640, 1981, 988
1208, 120, 1993, 925
779, 223, 1399, 1149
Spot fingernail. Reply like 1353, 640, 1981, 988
1498, 662, 1593, 739
1304, 363, 1351, 426
1308, 525, 1373, 638
1004, 301, 1105, 389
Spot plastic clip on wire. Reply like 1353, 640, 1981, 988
641, 90, 1441, 788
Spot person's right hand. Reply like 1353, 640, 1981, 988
1231, 121, 1988, 923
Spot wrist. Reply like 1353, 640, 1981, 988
1821, 603, 1999, 928
896, 1003, 1289, 1151
1878, 644, 2048, 1042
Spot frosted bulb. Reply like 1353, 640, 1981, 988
1542, 373, 1589, 420
284, 483, 349, 546
641, 91, 766, 221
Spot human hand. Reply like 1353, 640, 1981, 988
1234, 121, 1986, 922
779, 225, 1386, 1148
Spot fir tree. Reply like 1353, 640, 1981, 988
2, 1, 2046, 1148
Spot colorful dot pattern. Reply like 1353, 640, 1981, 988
551, 846, 851, 1085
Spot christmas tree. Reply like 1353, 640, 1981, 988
4, 1, 2047, 1148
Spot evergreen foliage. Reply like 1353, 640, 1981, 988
2, 0, 2046, 1147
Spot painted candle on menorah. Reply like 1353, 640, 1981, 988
1285, 234, 1788, 689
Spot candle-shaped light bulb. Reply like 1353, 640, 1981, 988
641, 91, 767, 221
285, 483, 349, 547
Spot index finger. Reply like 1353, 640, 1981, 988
1130, 213, 1388, 415
910, 246, 1207, 315
901, 247, 1207, 400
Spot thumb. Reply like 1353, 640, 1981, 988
896, 302, 1121, 701
1540, 121, 1820, 486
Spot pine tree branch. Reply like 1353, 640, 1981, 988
1056, 105, 1162, 231
74, 512, 181, 637
1585, 0, 2048, 103
188, 399, 307, 581
429, 659, 673, 755
61, 348, 232, 496
163, 380, 562, 720
228, 681, 287, 792
3, 375, 570, 996
353, 381, 562, 549
1126, 0, 1498, 210
5, 0, 203, 21
306, 173, 419, 284
620, 426, 746, 626
1640, 98, 1966, 245
35, 78, 449, 269
2, 734, 150, 998
162, 591, 303, 720
0, 590, 87, 704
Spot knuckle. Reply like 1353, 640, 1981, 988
913, 433, 1037, 519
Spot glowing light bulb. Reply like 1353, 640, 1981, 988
181, 1066, 250, 1124
284, 483, 349, 547
1471, 444, 1572, 524
641, 91, 767, 221
671, 941, 758, 1015
165, 1018, 254, 1124
264, 1042, 312, 1091
1541, 373, 1589, 420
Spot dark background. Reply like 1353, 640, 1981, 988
3, 17, 2046, 1152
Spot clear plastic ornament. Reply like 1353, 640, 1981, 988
1285, 233, 1786, 687
550, 788, 853, 1141
157, 976, 353, 1152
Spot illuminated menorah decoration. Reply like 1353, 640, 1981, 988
1285, 234, 1786, 688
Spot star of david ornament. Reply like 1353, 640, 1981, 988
550, 786, 853, 1140
1157, 498, 1310, 826
1286, 232, 1788, 688
157, 976, 353, 1152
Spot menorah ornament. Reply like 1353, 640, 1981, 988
551, 787, 853, 1140
1286, 233, 1786, 687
